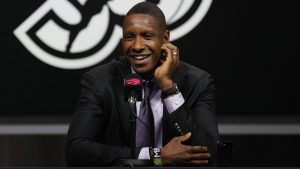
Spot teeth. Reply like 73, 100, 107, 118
133, 55, 148, 60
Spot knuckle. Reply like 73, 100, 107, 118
184, 153, 191, 160
173, 137, 179, 141
187, 146, 194, 153
200, 146, 208, 151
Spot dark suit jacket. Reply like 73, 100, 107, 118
66, 56, 219, 166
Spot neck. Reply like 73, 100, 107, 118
139, 73, 154, 81
130, 67, 154, 81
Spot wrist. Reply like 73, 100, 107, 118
160, 147, 169, 166
149, 147, 162, 167
156, 78, 173, 91
161, 83, 180, 99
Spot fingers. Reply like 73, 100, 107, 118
156, 43, 180, 82
163, 134, 211, 166
167, 43, 180, 67
185, 146, 210, 159
188, 145, 208, 153
179, 132, 191, 142
188, 152, 211, 160
186, 159, 209, 165
161, 43, 180, 66
185, 147, 211, 165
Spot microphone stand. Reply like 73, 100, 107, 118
128, 96, 137, 158
115, 96, 152, 167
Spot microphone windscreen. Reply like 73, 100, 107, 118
124, 74, 142, 101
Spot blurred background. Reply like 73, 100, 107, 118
1, 0, 299, 166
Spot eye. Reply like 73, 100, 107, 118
123, 33, 134, 41
143, 33, 154, 40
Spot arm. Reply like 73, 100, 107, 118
162, 74, 218, 166
66, 73, 131, 166
154, 43, 218, 166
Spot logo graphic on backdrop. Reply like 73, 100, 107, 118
14, 0, 213, 69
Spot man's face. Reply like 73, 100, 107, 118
122, 14, 169, 76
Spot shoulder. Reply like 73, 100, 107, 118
85, 56, 130, 79
80, 56, 130, 88
176, 62, 216, 102
177, 61, 213, 83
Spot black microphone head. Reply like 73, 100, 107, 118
124, 74, 143, 101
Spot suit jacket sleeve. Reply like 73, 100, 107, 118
65, 73, 132, 166
164, 71, 219, 165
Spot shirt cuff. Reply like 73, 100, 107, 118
138, 147, 150, 160
163, 92, 185, 114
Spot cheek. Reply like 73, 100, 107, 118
153, 43, 163, 55
149, 41, 162, 51
122, 43, 130, 54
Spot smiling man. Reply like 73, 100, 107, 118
66, 2, 218, 167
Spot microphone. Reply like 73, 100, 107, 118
124, 74, 142, 102
120, 74, 153, 166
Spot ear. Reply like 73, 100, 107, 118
163, 30, 170, 43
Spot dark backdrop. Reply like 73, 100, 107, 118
1, 0, 299, 117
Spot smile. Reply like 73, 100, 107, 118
129, 54, 151, 65
132, 55, 150, 60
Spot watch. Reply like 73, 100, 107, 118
150, 147, 162, 167
161, 83, 180, 99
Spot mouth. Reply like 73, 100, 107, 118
131, 55, 150, 60
129, 54, 151, 65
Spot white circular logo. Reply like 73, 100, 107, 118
14, 0, 213, 69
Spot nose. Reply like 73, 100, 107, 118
132, 37, 145, 52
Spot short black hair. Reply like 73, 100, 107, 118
125, 2, 167, 31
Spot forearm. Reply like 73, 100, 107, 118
163, 88, 218, 165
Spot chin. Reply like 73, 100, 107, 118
134, 68, 148, 75
133, 67, 154, 76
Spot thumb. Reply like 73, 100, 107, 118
179, 132, 191, 142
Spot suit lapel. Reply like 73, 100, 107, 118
113, 57, 132, 143
117, 83, 131, 142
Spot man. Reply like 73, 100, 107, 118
66, 2, 218, 166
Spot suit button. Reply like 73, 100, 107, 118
174, 123, 179, 127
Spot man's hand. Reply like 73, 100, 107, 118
161, 132, 211, 166
154, 43, 180, 91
